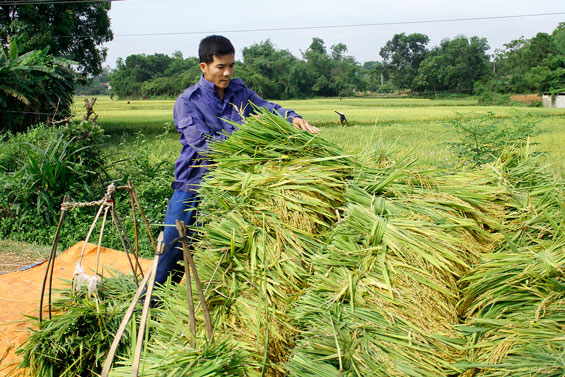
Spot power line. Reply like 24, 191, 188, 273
110, 12, 565, 38
3, 10, 560, 40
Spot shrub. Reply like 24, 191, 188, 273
0, 121, 109, 231
0, 123, 61, 173
449, 111, 540, 166
110, 130, 175, 255
60, 120, 107, 173
0, 120, 174, 256
477, 91, 513, 105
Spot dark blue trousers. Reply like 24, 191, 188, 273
154, 189, 200, 287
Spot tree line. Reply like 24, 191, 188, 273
108, 23, 564, 100
107, 39, 363, 100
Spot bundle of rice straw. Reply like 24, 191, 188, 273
456, 147, 565, 376
287, 162, 505, 376
111, 109, 355, 376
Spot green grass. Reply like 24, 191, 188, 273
73, 95, 565, 176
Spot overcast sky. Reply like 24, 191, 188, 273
103, 0, 564, 67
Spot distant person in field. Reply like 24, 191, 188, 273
154, 35, 319, 289
335, 111, 347, 126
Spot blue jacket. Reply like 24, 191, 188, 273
171, 75, 301, 191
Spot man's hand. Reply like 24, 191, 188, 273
292, 117, 320, 134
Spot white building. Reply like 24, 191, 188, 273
542, 93, 565, 108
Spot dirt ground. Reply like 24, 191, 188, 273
0, 240, 51, 274
0, 242, 152, 376
510, 94, 542, 104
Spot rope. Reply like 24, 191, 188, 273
61, 183, 117, 211
73, 263, 99, 296
74, 183, 117, 288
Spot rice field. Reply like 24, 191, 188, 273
74, 95, 565, 175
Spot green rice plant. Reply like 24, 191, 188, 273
17, 271, 137, 377
110, 108, 357, 375
32, 108, 563, 376
110, 338, 249, 377
199, 110, 506, 375
194, 110, 356, 374
456, 245, 564, 376
113, 110, 558, 376
72, 95, 565, 176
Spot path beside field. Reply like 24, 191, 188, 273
0, 242, 152, 376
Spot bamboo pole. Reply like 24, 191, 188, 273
111, 205, 143, 285
176, 220, 213, 342
94, 206, 110, 279
182, 240, 197, 347
39, 195, 69, 322
129, 182, 157, 253
127, 184, 140, 275
132, 245, 159, 377
101, 232, 165, 377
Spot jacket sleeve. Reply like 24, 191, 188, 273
246, 90, 302, 121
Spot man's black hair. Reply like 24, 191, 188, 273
199, 35, 235, 63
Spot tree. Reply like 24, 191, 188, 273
331, 43, 347, 60
237, 40, 300, 99
414, 36, 491, 94
329, 43, 364, 95
110, 53, 174, 98
0, 38, 75, 132
0, 2, 111, 131
301, 38, 361, 97
74, 66, 112, 96
492, 24, 565, 92
380, 33, 430, 90
107, 38, 371, 100
300, 38, 333, 96
362, 61, 386, 92
109, 54, 201, 98
304, 37, 327, 57
0, 1, 113, 77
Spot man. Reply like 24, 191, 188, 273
335, 111, 347, 126
154, 35, 319, 287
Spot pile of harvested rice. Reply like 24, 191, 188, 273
19, 111, 564, 377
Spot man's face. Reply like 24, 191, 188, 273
200, 53, 235, 90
